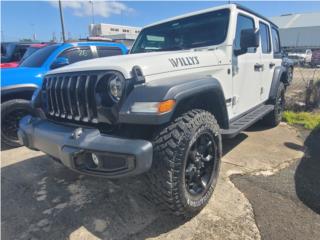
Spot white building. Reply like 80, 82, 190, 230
89, 23, 142, 48
269, 12, 320, 50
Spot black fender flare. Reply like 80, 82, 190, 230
268, 66, 287, 101
119, 75, 229, 127
1, 84, 38, 102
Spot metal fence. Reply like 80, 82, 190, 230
286, 66, 320, 111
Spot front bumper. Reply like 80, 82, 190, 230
18, 116, 153, 178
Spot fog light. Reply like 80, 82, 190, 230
92, 153, 99, 167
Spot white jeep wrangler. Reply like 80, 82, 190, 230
19, 4, 291, 216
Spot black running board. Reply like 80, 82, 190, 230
221, 104, 274, 138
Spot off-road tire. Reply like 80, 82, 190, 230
263, 82, 285, 127
147, 109, 222, 216
1, 99, 33, 148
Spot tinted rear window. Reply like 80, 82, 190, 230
97, 46, 123, 57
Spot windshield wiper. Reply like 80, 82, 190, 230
137, 46, 186, 53
162, 46, 186, 51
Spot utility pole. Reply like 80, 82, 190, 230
31, 24, 36, 41
59, 0, 66, 42
89, 0, 95, 24
52, 32, 56, 42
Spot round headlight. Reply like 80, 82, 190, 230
108, 73, 124, 101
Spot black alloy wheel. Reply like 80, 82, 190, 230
1, 99, 33, 148
185, 132, 217, 197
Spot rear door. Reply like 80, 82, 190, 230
260, 25, 282, 100
258, 20, 273, 101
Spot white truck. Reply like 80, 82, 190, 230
19, 4, 291, 216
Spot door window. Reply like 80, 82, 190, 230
96, 47, 123, 57
271, 27, 280, 53
259, 22, 271, 53
58, 47, 93, 64
234, 14, 255, 53
12, 45, 29, 61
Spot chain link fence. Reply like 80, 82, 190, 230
286, 66, 320, 112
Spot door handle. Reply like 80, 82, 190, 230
269, 62, 275, 68
254, 63, 264, 71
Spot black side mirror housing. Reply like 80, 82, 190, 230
50, 57, 70, 69
236, 28, 259, 55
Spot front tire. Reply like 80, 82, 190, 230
263, 82, 285, 127
147, 109, 222, 216
1, 99, 33, 148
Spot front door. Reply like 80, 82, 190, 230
232, 13, 261, 117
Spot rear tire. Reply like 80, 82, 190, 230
263, 82, 285, 127
1, 99, 33, 148
147, 109, 222, 216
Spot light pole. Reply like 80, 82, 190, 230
89, 0, 95, 25
30, 23, 36, 41
59, 0, 66, 42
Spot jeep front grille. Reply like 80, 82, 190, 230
42, 73, 100, 123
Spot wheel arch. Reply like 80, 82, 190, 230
119, 76, 229, 129
1, 84, 38, 103
170, 85, 229, 129
268, 66, 288, 102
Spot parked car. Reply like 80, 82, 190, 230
0, 43, 49, 68
305, 49, 312, 65
310, 49, 320, 67
1, 42, 33, 67
282, 52, 294, 83
287, 54, 305, 66
19, 4, 292, 215
1, 41, 127, 147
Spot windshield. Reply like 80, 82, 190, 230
19, 44, 59, 68
131, 9, 230, 54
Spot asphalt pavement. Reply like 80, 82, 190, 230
1, 123, 316, 240
232, 128, 320, 240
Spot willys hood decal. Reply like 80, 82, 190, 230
48, 49, 227, 80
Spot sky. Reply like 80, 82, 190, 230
2, 0, 320, 42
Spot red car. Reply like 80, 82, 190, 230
0, 43, 47, 68
311, 49, 320, 67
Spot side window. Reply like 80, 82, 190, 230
271, 28, 280, 53
58, 47, 93, 64
13, 46, 28, 61
97, 47, 123, 58
234, 14, 255, 53
259, 22, 271, 53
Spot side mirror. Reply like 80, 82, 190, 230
236, 28, 259, 55
50, 57, 69, 69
